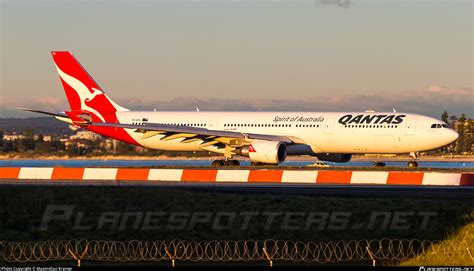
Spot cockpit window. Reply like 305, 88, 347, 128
431, 123, 448, 129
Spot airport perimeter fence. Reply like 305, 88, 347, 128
0, 239, 470, 265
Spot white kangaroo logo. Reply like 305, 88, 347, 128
55, 65, 106, 122
88, 87, 103, 101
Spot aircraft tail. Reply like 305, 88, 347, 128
51, 51, 128, 122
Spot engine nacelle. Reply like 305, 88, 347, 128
316, 153, 352, 163
237, 141, 287, 164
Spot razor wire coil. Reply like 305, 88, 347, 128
0, 239, 470, 264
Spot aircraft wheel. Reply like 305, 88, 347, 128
407, 161, 418, 168
231, 160, 240, 166
211, 160, 225, 167
223, 160, 237, 167
373, 161, 386, 167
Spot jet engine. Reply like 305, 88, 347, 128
237, 141, 287, 164
316, 153, 352, 163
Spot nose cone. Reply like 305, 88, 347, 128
445, 129, 459, 144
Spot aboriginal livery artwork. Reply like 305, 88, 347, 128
338, 114, 407, 125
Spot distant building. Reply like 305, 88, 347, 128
3, 134, 24, 141
69, 131, 101, 141
100, 138, 117, 151
59, 138, 70, 146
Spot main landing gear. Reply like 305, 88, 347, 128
373, 161, 386, 167
407, 152, 419, 168
211, 146, 241, 167
211, 159, 240, 167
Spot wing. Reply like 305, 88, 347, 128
91, 122, 298, 149
19, 108, 303, 150
90, 122, 304, 151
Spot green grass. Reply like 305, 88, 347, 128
401, 220, 474, 266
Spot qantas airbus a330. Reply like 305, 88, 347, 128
23, 51, 459, 167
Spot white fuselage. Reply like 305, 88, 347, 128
114, 111, 458, 155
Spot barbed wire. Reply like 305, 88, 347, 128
0, 239, 470, 264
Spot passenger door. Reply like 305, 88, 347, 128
208, 117, 219, 130
324, 118, 335, 135
405, 118, 416, 135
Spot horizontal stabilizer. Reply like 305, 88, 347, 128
19, 108, 73, 125
19, 108, 69, 118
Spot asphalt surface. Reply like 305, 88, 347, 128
1, 180, 473, 198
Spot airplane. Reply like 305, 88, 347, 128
22, 51, 459, 168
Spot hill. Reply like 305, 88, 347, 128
0, 117, 73, 135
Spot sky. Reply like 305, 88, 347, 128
0, 0, 472, 118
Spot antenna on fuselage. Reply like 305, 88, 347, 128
196, 107, 200, 112
393, 108, 397, 113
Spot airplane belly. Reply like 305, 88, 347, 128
316, 134, 375, 153
373, 135, 400, 153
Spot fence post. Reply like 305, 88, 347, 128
68, 244, 89, 267
262, 247, 273, 267
366, 246, 376, 267
467, 247, 473, 260
164, 246, 175, 267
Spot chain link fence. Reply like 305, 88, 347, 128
0, 239, 470, 265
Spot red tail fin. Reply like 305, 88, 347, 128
51, 51, 128, 122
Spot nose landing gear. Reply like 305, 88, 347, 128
407, 152, 419, 168
373, 161, 386, 167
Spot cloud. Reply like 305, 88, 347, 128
1, 85, 472, 119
